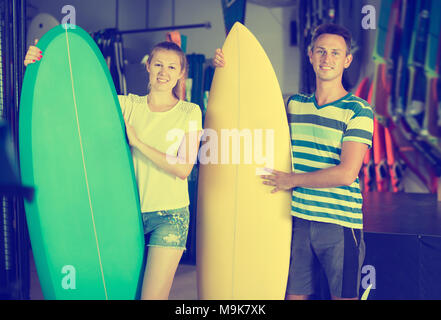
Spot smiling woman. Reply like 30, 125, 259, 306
23, 39, 203, 300
117, 41, 202, 300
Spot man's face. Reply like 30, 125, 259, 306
308, 33, 353, 83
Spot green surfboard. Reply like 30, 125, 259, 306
19, 24, 145, 299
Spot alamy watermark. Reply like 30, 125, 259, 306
59, 4, 376, 31
60, 263, 376, 293
61, 265, 76, 290
361, 264, 376, 290
165, 121, 275, 172
361, 5, 376, 30
61, 5, 76, 29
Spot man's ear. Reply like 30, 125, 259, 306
308, 46, 313, 64
344, 53, 353, 69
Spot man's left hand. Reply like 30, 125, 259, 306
261, 168, 294, 193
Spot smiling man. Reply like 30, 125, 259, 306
261, 23, 374, 300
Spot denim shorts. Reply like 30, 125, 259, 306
286, 217, 365, 298
141, 206, 190, 250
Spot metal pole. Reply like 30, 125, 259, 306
16, 0, 30, 300
0, 0, 16, 300
10, 0, 30, 300
118, 22, 211, 35
11, 0, 20, 299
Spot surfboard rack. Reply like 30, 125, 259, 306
118, 22, 211, 35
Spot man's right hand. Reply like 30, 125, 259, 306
24, 39, 42, 66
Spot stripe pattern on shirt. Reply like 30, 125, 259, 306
287, 93, 374, 229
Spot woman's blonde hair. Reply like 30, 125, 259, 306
146, 41, 188, 100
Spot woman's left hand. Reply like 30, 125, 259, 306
125, 121, 140, 148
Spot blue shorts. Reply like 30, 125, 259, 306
286, 217, 365, 298
141, 207, 190, 250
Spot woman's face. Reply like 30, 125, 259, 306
147, 49, 184, 95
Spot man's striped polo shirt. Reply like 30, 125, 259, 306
287, 92, 374, 229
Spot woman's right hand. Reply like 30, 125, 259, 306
24, 39, 42, 67
213, 48, 225, 68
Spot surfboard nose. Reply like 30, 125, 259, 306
230, 22, 252, 39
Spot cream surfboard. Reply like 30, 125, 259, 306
196, 22, 292, 299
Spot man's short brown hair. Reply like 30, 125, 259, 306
309, 23, 352, 55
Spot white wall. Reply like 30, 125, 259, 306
27, 0, 149, 62
245, 4, 299, 96
28, 0, 119, 33
25, 1, 303, 96
146, 0, 299, 95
